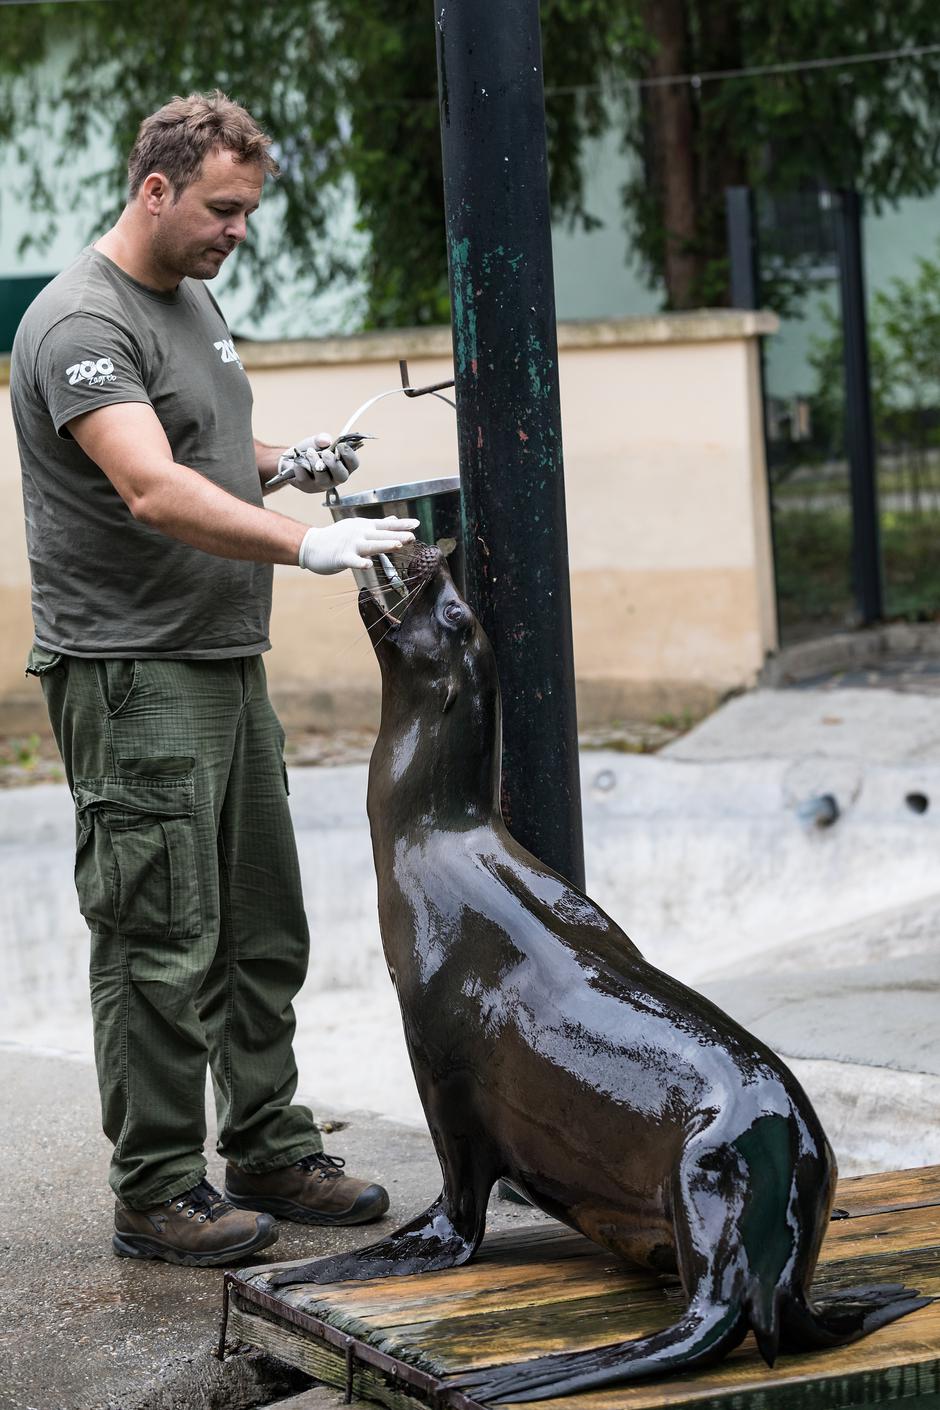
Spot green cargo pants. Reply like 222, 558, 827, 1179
28, 646, 322, 1208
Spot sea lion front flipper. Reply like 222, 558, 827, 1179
269, 1190, 486, 1287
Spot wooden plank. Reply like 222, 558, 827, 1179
358, 1267, 937, 1371
833, 1165, 940, 1218
503, 1299, 940, 1410
231, 1164, 940, 1410
347, 1209, 940, 1374
242, 1247, 939, 1387
226, 1304, 428, 1410
274, 1252, 655, 1327
229, 1296, 940, 1410
264, 1205, 939, 1343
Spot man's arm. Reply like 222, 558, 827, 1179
72, 403, 306, 562
68, 402, 418, 575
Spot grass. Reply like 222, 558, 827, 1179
0, 733, 64, 786
774, 505, 940, 631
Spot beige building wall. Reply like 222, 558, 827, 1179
0, 310, 777, 734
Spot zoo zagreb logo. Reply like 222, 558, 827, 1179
214, 338, 243, 368
65, 356, 116, 388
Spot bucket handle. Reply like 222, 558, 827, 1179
326, 362, 456, 506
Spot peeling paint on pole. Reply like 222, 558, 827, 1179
449, 236, 479, 377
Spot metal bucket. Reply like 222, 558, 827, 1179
326, 476, 463, 609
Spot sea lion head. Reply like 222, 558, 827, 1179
359, 541, 490, 690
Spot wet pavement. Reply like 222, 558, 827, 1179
0, 1048, 546, 1410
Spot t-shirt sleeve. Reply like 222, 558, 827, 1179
33, 312, 152, 438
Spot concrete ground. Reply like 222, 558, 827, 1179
0, 1046, 546, 1410
3, 649, 940, 1408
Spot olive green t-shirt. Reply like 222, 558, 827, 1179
10, 246, 272, 658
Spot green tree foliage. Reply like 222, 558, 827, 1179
622, 0, 940, 307
0, 0, 642, 327
2, 1, 940, 322
809, 250, 940, 510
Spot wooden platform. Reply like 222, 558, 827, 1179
224, 1165, 940, 1410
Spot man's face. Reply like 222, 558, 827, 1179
148, 148, 264, 282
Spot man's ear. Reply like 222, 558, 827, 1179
140, 172, 172, 214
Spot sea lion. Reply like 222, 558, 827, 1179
272, 545, 925, 1403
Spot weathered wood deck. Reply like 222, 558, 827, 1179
224, 1164, 940, 1410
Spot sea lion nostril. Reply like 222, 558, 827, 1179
407, 543, 443, 579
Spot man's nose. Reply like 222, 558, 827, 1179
225, 215, 248, 243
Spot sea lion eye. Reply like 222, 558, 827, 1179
442, 601, 465, 626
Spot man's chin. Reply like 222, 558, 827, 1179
186, 253, 228, 281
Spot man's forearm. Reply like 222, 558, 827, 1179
136, 457, 306, 563
69, 405, 306, 560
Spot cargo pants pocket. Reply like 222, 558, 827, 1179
73, 761, 201, 939
25, 644, 64, 678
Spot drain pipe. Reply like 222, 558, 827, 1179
433, 0, 585, 888
797, 793, 840, 829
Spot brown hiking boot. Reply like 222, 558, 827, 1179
113, 1177, 278, 1266
225, 1152, 390, 1226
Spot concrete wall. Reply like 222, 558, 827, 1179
0, 310, 777, 733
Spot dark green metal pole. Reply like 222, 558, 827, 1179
434, 0, 585, 889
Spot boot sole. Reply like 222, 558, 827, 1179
224, 1187, 389, 1227
112, 1220, 279, 1267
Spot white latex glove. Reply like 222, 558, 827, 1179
299, 517, 420, 575
279, 432, 360, 492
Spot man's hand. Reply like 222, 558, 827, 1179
299, 517, 419, 575
279, 432, 360, 493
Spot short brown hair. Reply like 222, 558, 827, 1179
128, 90, 279, 199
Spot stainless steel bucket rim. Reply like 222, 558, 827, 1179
328, 475, 459, 508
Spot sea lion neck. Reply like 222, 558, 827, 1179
364, 557, 504, 833
368, 677, 503, 835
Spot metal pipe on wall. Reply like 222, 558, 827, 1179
433, 0, 585, 889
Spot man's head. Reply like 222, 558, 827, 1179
126, 91, 279, 283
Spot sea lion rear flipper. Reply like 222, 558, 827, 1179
445, 1300, 748, 1404
446, 1283, 931, 1404
780, 1283, 930, 1350
270, 1190, 486, 1287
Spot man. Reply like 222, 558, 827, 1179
10, 91, 419, 1267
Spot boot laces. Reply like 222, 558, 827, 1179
296, 1151, 345, 1180
166, 1177, 233, 1222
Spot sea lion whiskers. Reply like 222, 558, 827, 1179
326, 571, 425, 615
366, 575, 431, 653
342, 574, 430, 655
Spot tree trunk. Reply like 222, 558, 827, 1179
641, 0, 702, 308
695, 0, 748, 304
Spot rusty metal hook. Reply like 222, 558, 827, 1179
400, 359, 456, 398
